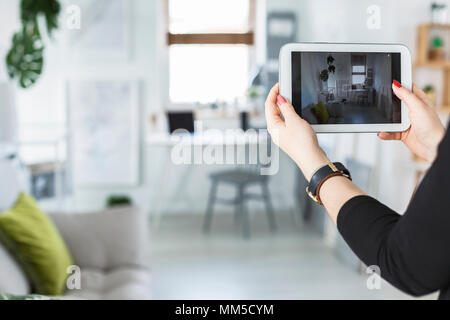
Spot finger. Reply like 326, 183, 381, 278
377, 132, 402, 141
276, 95, 302, 124
265, 102, 284, 129
278, 101, 299, 123
392, 81, 426, 112
265, 84, 285, 130
412, 83, 434, 108
265, 83, 279, 106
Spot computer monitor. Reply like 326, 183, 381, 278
167, 111, 195, 134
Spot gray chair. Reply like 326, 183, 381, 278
203, 166, 276, 239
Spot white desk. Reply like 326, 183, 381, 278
147, 130, 270, 228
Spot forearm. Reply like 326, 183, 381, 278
296, 153, 365, 225
320, 177, 366, 224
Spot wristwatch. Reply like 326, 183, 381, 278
306, 162, 351, 205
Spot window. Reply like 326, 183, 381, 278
351, 54, 366, 85
167, 0, 255, 104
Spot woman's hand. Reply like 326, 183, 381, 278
265, 83, 330, 181
378, 82, 446, 162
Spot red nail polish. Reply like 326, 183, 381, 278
277, 95, 287, 105
393, 80, 402, 88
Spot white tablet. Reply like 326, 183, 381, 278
279, 43, 412, 133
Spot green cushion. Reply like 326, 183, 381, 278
0, 193, 73, 296
312, 102, 330, 124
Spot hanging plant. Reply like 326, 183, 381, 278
6, 0, 61, 89
319, 55, 336, 82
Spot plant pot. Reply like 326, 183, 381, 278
429, 48, 446, 61
425, 91, 437, 105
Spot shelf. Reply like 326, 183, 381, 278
414, 61, 450, 69
420, 23, 450, 30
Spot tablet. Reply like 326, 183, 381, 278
279, 43, 412, 133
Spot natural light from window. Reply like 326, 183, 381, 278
169, 45, 249, 104
168, 0, 252, 104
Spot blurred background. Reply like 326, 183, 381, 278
0, 0, 449, 299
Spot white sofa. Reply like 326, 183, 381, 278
0, 206, 152, 300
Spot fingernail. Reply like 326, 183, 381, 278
393, 80, 402, 88
277, 95, 287, 105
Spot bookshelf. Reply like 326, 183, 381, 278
415, 23, 450, 113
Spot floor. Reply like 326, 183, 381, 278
150, 212, 437, 300
303, 103, 391, 125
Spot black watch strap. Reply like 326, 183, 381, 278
306, 162, 351, 204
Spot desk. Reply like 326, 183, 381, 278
147, 130, 270, 228
348, 88, 375, 105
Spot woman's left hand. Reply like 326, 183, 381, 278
265, 83, 330, 180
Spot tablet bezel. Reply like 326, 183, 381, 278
279, 43, 412, 133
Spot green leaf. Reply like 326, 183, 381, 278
6, 22, 45, 89
6, 0, 60, 89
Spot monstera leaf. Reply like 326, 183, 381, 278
6, 0, 60, 89
21, 0, 61, 36
6, 23, 44, 89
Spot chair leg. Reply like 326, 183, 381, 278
203, 181, 218, 234
262, 182, 277, 232
236, 185, 250, 239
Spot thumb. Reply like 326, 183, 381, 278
276, 95, 300, 122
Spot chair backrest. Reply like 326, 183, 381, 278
234, 129, 272, 178
336, 80, 350, 99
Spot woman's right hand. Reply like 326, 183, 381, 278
378, 82, 446, 163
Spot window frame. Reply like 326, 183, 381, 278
163, 0, 257, 108
166, 0, 256, 46
351, 54, 367, 85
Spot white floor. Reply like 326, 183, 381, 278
151, 212, 437, 300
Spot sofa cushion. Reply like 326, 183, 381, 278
0, 241, 30, 295
0, 193, 74, 296
50, 207, 148, 270
63, 268, 152, 300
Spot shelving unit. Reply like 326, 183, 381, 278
415, 23, 450, 112
412, 23, 450, 186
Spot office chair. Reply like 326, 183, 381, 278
202, 137, 277, 239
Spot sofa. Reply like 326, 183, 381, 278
0, 206, 152, 300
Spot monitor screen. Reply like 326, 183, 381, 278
167, 111, 195, 134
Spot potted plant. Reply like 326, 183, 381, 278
429, 35, 446, 61
319, 55, 336, 91
431, 2, 448, 24
6, 0, 61, 89
423, 85, 437, 105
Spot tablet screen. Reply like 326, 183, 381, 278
291, 52, 401, 125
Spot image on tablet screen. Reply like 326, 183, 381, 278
291, 52, 402, 125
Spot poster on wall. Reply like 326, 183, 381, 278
67, 0, 130, 60
68, 80, 139, 187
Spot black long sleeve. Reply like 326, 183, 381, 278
338, 128, 450, 299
